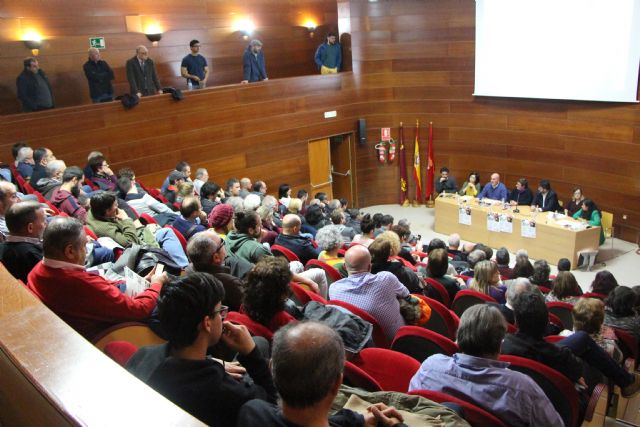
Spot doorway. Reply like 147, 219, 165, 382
307, 133, 357, 207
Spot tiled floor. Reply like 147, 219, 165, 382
360, 204, 640, 292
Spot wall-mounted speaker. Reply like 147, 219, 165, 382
357, 118, 366, 145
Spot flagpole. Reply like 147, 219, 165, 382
398, 122, 410, 207
412, 119, 422, 207
426, 121, 435, 208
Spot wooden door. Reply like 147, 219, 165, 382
308, 138, 333, 199
330, 134, 356, 207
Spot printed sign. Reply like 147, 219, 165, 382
381, 128, 391, 141
89, 37, 106, 49
459, 207, 472, 225
499, 215, 513, 233
521, 219, 537, 239
487, 213, 501, 232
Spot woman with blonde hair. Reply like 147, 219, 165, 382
287, 198, 302, 214
369, 231, 422, 293
470, 260, 506, 303
176, 181, 194, 204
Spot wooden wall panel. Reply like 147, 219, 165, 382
0, 0, 339, 114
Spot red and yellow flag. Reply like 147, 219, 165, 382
425, 121, 435, 200
398, 122, 408, 205
413, 120, 422, 203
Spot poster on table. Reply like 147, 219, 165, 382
459, 207, 472, 225
487, 213, 501, 232
521, 220, 537, 239
500, 215, 513, 233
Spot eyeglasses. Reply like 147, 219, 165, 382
212, 305, 229, 320
213, 239, 225, 253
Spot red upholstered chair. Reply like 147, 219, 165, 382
390, 255, 417, 271
506, 323, 517, 333
271, 245, 301, 263
84, 226, 98, 240
145, 187, 171, 204
546, 301, 574, 330
456, 274, 472, 282
548, 312, 564, 330
226, 311, 274, 341
544, 335, 566, 344
424, 277, 451, 308
499, 355, 580, 427
305, 259, 343, 283
139, 213, 159, 225
351, 348, 421, 393
412, 294, 459, 340
327, 300, 390, 348
84, 178, 99, 191
33, 190, 61, 215
612, 327, 639, 366
289, 282, 327, 305
451, 289, 497, 317
103, 341, 138, 366
343, 361, 382, 392
163, 225, 188, 252
581, 292, 608, 301
538, 286, 551, 294
391, 326, 458, 362
408, 390, 508, 427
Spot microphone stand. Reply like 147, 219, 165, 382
513, 191, 520, 214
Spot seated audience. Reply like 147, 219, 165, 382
435, 166, 457, 194
545, 271, 581, 304
186, 231, 244, 311
251, 180, 267, 198
447, 233, 462, 258
15, 146, 35, 180
424, 248, 464, 303
0, 202, 46, 282
82, 151, 102, 181
509, 253, 534, 280
532, 179, 560, 212
390, 223, 417, 265
172, 196, 207, 240
557, 258, 572, 272
495, 247, 512, 278
51, 166, 88, 223
27, 217, 167, 340
278, 183, 292, 209
162, 170, 187, 206
469, 260, 506, 303
208, 203, 234, 236
530, 259, 553, 289
571, 298, 621, 363
303, 204, 327, 236
351, 213, 375, 247
565, 187, 585, 217
160, 161, 191, 193
200, 181, 221, 215
369, 231, 422, 294
242, 257, 296, 332
0, 182, 19, 240
409, 304, 563, 426
458, 249, 486, 277
504, 290, 640, 395
573, 199, 605, 245
127, 272, 276, 426
458, 171, 481, 197
329, 245, 409, 341
88, 155, 117, 191
238, 322, 405, 427
175, 181, 194, 205
257, 205, 279, 236
590, 270, 618, 297
330, 208, 356, 244
274, 214, 320, 265
29, 147, 55, 189
604, 286, 640, 340
345, 208, 362, 234
226, 196, 245, 212
489, 277, 533, 325
477, 173, 508, 201
315, 225, 346, 275
374, 214, 394, 237
226, 210, 272, 264
243, 193, 261, 211
118, 175, 175, 219
192, 168, 208, 196
508, 178, 533, 206
239, 177, 253, 199
35, 159, 65, 198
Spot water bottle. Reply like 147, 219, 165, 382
187, 80, 193, 91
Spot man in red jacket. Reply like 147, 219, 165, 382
28, 216, 168, 340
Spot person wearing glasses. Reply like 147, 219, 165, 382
181, 39, 209, 90
126, 272, 276, 427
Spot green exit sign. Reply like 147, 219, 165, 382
89, 37, 106, 49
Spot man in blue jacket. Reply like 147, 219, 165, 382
241, 40, 268, 83
314, 32, 342, 74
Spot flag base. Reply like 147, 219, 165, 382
411, 200, 422, 207
401, 200, 410, 207
426, 198, 435, 208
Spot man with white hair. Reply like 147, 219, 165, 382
83, 47, 115, 103
447, 233, 461, 257
36, 159, 66, 198
239, 177, 252, 198
488, 277, 534, 325
243, 194, 261, 211
16, 146, 35, 180
192, 168, 208, 196
0, 182, 19, 240
125, 45, 162, 97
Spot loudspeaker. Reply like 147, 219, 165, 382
357, 118, 366, 145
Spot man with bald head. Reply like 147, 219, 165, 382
274, 213, 320, 265
238, 321, 405, 426
83, 47, 114, 103
329, 245, 410, 341
125, 45, 162, 97
186, 230, 244, 311
477, 172, 508, 201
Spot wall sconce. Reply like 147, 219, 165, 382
145, 33, 162, 46
303, 20, 317, 38
233, 18, 255, 40
22, 30, 43, 56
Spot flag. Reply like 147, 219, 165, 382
426, 121, 435, 200
412, 120, 422, 203
398, 122, 408, 205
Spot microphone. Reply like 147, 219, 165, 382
513, 191, 520, 213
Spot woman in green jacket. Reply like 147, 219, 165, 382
573, 199, 605, 245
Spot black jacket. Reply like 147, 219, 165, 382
508, 188, 533, 206
83, 59, 114, 98
274, 233, 320, 265
185, 263, 244, 312
0, 241, 42, 282
533, 190, 560, 212
125, 56, 161, 96
16, 69, 54, 112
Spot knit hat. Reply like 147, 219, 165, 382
209, 203, 234, 229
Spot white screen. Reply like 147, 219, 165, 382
474, 0, 640, 103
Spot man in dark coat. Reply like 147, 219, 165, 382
241, 40, 268, 83
83, 48, 115, 103
16, 57, 54, 112
125, 45, 162, 97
